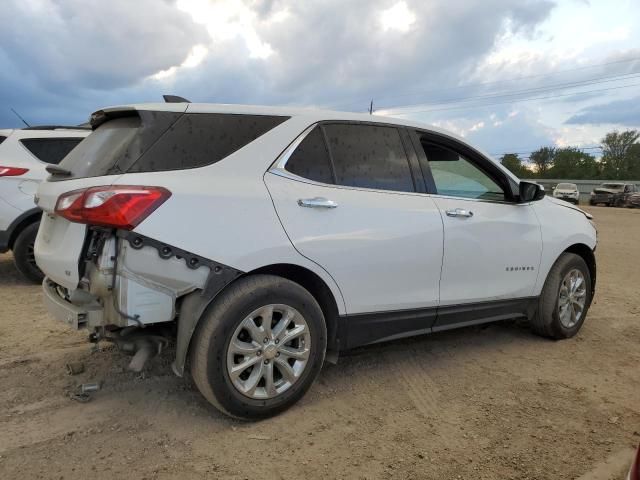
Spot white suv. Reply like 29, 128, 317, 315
34, 103, 597, 419
0, 126, 89, 281
553, 182, 580, 205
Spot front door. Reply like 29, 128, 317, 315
414, 138, 542, 329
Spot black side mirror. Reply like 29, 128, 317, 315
519, 181, 545, 203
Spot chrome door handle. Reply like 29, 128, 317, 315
297, 197, 338, 209
445, 208, 473, 218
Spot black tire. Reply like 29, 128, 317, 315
190, 274, 327, 419
13, 222, 44, 284
530, 253, 592, 339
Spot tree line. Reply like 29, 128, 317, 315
499, 129, 640, 180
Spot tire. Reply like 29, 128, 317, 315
530, 253, 592, 339
12, 222, 44, 284
190, 274, 327, 419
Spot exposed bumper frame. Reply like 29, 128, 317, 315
42, 277, 103, 330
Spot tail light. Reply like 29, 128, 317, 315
55, 186, 171, 230
0, 166, 29, 176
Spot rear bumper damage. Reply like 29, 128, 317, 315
41, 229, 243, 375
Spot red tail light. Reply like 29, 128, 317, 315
55, 186, 171, 230
0, 166, 29, 176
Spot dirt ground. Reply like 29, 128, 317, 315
0, 206, 639, 480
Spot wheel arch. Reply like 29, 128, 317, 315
173, 262, 344, 377
7, 208, 41, 250
563, 243, 596, 298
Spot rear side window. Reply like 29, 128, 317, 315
57, 112, 287, 180
0, 136, 6, 145
323, 124, 414, 192
129, 113, 287, 173
285, 127, 334, 184
20, 137, 83, 164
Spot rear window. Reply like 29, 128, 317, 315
20, 137, 83, 164
56, 111, 288, 180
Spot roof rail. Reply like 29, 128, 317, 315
22, 125, 91, 131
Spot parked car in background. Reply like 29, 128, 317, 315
34, 103, 597, 419
589, 183, 638, 207
628, 191, 640, 209
553, 182, 580, 204
0, 126, 89, 281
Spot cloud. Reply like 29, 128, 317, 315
565, 96, 640, 126
0, 0, 558, 128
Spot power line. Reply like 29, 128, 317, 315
378, 72, 640, 111
333, 55, 640, 110
381, 82, 640, 115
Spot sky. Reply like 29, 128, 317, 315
0, 0, 639, 159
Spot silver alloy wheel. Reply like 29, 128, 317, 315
226, 304, 311, 400
557, 268, 587, 328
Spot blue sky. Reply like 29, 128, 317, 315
0, 0, 638, 158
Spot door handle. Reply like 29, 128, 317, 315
445, 208, 473, 218
297, 197, 338, 209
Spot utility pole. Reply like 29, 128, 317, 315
369, 99, 373, 115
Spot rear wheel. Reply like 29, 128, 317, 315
13, 222, 44, 284
190, 274, 327, 419
530, 253, 592, 339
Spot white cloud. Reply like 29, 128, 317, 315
176, 0, 277, 59
151, 44, 208, 80
379, 1, 416, 32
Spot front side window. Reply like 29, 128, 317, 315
285, 127, 334, 184
20, 137, 84, 165
422, 142, 505, 201
324, 123, 414, 192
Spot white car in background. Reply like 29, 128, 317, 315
34, 102, 597, 419
553, 182, 580, 204
0, 126, 89, 281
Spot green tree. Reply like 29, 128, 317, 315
500, 153, 528, 177
548, 148, 599, 179
626, 143, 640, 179
601, 130, 640, 179
529, 147, 556, 178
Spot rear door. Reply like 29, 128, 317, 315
410, 131, 542, 329
265, 122, 444, 347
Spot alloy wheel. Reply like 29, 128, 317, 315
226, 304, 311, 400
557, 269, 587, 329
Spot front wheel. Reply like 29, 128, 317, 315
530, 253, 592, 339
190, 275, 327, 419
13, 222, 44, 283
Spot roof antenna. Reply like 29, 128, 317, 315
163, 95, 191, 103
10, 108, 30, 127
369, 99, 374, 115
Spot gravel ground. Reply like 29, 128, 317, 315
0, 205, 638, 480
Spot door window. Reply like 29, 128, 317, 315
324, 123, 414, 193
285, 127, 334, 184
422, 142, 505, 201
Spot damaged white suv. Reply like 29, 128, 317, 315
35, 102, 597, 419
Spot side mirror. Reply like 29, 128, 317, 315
519, 181, 545, 203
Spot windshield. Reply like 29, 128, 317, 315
600, 183, 624, 190
556, 183, 576, 190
